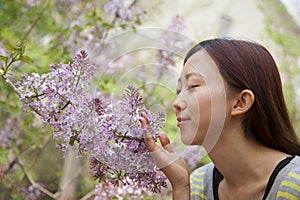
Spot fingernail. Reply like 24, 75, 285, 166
146, 112, 150, 123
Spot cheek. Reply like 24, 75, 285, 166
197, 91, 212, 128
195, 91, 212, 142
182, 90, 212, 145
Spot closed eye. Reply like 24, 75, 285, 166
176, 85, 199, 95
187, 85, 200, 90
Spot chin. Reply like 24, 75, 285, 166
181, 135, 197, 145
180, 127, 203, 145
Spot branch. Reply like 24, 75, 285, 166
1, 75, 43, 116
3, 141, 52, 183
100, 0, 139, 44
1, 75, 22, 97
17, 158, 60, 199
1, 145, 36, 176
21, 0, 50, 41
80, 190, 95, 200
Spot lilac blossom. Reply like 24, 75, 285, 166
19, 184, 44, 200
17, 52, 167, 192
94, 180, 154, 200
64, 0, 144, 65
17, 50, 96, 155
168, 15, 186, 32
103, 0, 145, 26
104, 54, 133, 75
26, 0, 41, 7
0, 117, 21, 148
156, 15, 187, 70
103, 0, 123, 15
87, 86, 167, 192
179, 146, 205, 171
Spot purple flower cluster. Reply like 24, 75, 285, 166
17, 52, 167, 193
179, 146, 205, 171
103, 0, 145, 29
0, 117, 21, 148
25, 0, 41, 7
88, 86, 167, 192
156, 15, 187, 68
94, 179, 153, 200
17, 50, 95, 154
63, 0, 144, 69
168, 15, 186, 32
19, 184, 44, 200
103, 0, 145, 25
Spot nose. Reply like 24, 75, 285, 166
173, 96, 187, 113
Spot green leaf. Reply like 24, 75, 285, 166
0, 69, 4, 75
96, 16, 103, 22
19, 55, 33, 64
69, 135, 76, 146
120, 23, 127, 29
102, 22, 113, 28
0, 55, 8, 62
136, 17, 142, 25
19, 40, 27, 54
74, 24, 83, 32
3, 41, 14, 53
13, 47, 23, 54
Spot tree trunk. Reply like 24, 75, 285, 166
58, 149, 81, 200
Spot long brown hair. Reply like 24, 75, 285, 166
184, 38, 300, 155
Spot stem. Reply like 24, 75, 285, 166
100, 0, 138, 45
60, 100, 71, 111
21, 0, 50, 41
17, 158, 60, 199
3, 53, 19, 75
1, 136, 48, 177
0, 75, 43, 116
117, 132, 143, 142
1, 76, 22, 97
79, 190, 95, 200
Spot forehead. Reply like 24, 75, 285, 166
181, 49, 219, 78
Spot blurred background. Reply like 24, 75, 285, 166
0, 0, 299, 199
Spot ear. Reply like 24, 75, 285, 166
231, 89, 255, 116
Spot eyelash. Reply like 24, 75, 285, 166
176, 85, 200, 95
187, 85, 199, 90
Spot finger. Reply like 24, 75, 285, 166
139, 113, 152, 140
140, 113, 156, 152
139, 113, 148, 128
150, 148, 180, 169
159, 132, 174, 153
159, 132, 170, 146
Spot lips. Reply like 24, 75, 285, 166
177, 117, 190, 127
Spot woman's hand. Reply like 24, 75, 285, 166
140, 113, 190, 200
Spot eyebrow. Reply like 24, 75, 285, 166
177, 72, 203, 83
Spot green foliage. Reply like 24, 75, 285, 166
0, 0, 172, 199
0, 0, 83, 198
260, 0, 300, 134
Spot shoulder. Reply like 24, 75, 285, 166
280, 155, 300, 183
190, 162, 214, 200
267, 155, 300, 199
289, 155, 300, 168
280, 155, 300, 185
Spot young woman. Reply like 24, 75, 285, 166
140, 38, 300, 200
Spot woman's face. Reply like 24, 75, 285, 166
173, 49, 227, 150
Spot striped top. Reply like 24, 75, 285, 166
190, 156, 300, 200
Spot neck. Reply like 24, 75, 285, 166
206, 127, 289, 188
